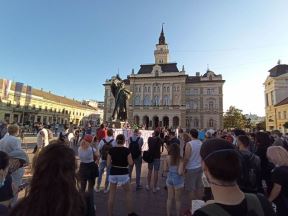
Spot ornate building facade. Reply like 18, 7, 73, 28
0, 79, 101, 125
264, 63, 288, 132
104, 28, 225, 130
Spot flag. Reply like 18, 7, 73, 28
14, 82, 24, 104
25, 85, 32, 105
2, 79, 12, 100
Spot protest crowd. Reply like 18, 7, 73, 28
0, 121, 288, 216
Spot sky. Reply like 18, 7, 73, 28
0, 0, 287, 116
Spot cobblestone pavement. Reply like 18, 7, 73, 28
20, 137, 191, 216
94, 160, 191, 216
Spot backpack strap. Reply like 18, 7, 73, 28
198, 203, 231, 216
107, 139, 114, 145
245, 193, 264, 216
102, 138, 107, 144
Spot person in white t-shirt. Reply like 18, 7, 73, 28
36, 123, 49, 152
183, 129, 204, 213
0, 124, 26, 204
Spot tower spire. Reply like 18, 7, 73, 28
158, 23, 166, 45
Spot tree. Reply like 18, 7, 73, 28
223, 106, 247, 129
256, 120, 266, 131
283, 122, 288, 129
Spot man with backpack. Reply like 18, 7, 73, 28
95, 128, 116, 193
237, 135, 263, 194
128, 128, 143, 191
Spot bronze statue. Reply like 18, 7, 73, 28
111, 76, 132, 121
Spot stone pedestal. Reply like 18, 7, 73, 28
111, 120, 125, 129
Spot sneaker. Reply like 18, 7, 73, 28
153, 186, 160, 193
94, 188, 101, 193
104, 188, 109, 194
145, 185, 150, 191
136, 185, 143, 191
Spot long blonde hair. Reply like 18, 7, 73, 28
267, 146, 288, 166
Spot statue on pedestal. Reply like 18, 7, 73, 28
110, 76, 132, 122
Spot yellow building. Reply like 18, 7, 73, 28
273, 98, 288, 133
0, 79, 98, 125
264, 63, 288, 131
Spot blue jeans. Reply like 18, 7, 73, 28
97, 160, 110, 188
129, 156, 142, 187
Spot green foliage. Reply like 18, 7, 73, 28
223, 106, 247, 129
256, 120, 266, 131
283, 122, 288, 129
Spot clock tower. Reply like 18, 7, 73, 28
154, 25, 170, 64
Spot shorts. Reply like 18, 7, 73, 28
184, 167, 204, 192
166, 172, 184, 189
109, 174, 130, 185
148, 159, 160, 171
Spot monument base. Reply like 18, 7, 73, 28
111, 120, 125, 129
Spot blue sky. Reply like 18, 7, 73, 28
0, 0, 287, 116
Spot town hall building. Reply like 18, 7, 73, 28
104, 27, 225, 130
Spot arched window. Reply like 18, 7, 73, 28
154, 96, 159, 106
157, 86, 160, 92
154, 86, 156, 92
163, 86, 166, 92
167, 87, 170, 92
194, 119, 199, 128
209, 119, 214, 128
144, 86, 147, 92
144, 95, 150, 106
148, 87, 150, 92
134, 96, 140, 105
209, 101, 214, 110
164, 95, 169, 106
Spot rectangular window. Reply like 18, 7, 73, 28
284, 111, 287, 119
265, 93, 269, 106
278, 112, 281, 119
271, 91, 274, 105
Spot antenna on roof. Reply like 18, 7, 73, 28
182, 65, 185, 72
277, 59, 281, 65
117, 68, 120, 77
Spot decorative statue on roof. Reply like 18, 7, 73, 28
111, 75, 132, 121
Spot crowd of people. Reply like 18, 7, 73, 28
0, 120, 287, 216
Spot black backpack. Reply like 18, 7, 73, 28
129, 137, 141, 159
238, 152, 259, 193
199, 193, 264, 216
101, 139, 113, 160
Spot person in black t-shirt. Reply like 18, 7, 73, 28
237, 135, 263, 194
193, 138, 275, 216
267, 146, 288, 216
146, 130, 163, 193
107, 134, 137, 216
